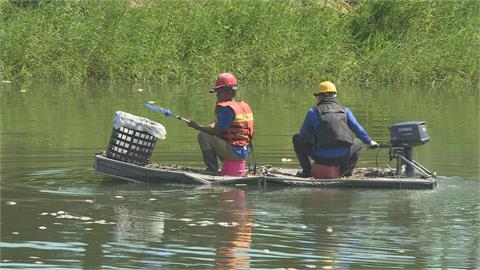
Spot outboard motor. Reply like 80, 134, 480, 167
389, 121, 430, 177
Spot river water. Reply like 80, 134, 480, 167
1, 82, 479, 269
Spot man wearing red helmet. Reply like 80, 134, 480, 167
187, 73, 254, 175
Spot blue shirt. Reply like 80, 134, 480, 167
299, 107, 372, 158
216, 106, 251, 159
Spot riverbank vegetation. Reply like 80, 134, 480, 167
1, 0, 478, 88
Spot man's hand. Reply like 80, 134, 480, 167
368, 140, 379, 149
187, 121, 224, 137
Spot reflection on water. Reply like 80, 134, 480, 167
1, 177, 479, 269
1, 82, 479, 269
214, 189, 252, 269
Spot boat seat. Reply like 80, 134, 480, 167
221, 159, 246, 177
311, 162, 341, 179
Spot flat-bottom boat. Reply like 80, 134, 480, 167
93, 154, 437, 189
95, 116, 437, 189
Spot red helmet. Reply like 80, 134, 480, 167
210, 73, 238, 93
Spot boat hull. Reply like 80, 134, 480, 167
93, 155, 437, 189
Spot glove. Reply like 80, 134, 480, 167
368, 140, 379, 149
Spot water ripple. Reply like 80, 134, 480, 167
0, 241, 85, 252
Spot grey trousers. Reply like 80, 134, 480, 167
197, 132, 244, 161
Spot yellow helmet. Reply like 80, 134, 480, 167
314, 81, 337, 95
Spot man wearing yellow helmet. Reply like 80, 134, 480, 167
292, 81, 378, 177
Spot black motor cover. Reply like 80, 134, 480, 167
390, 121, 430, 147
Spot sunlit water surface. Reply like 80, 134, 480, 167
1, 82, 479, 269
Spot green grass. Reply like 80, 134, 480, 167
1, 0, 478, 89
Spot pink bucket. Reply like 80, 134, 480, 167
311, 162, 341, 179
220, 159, 246, 176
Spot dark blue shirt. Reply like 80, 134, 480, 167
216, 106, 250, 159
299, 107, 372, 157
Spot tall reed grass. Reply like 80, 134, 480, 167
1, 0, 478, 88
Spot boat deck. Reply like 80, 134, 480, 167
93, 154, 437, 189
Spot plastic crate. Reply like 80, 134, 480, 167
106, 126, 157, 166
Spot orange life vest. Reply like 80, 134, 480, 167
215, 100, 254, 146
